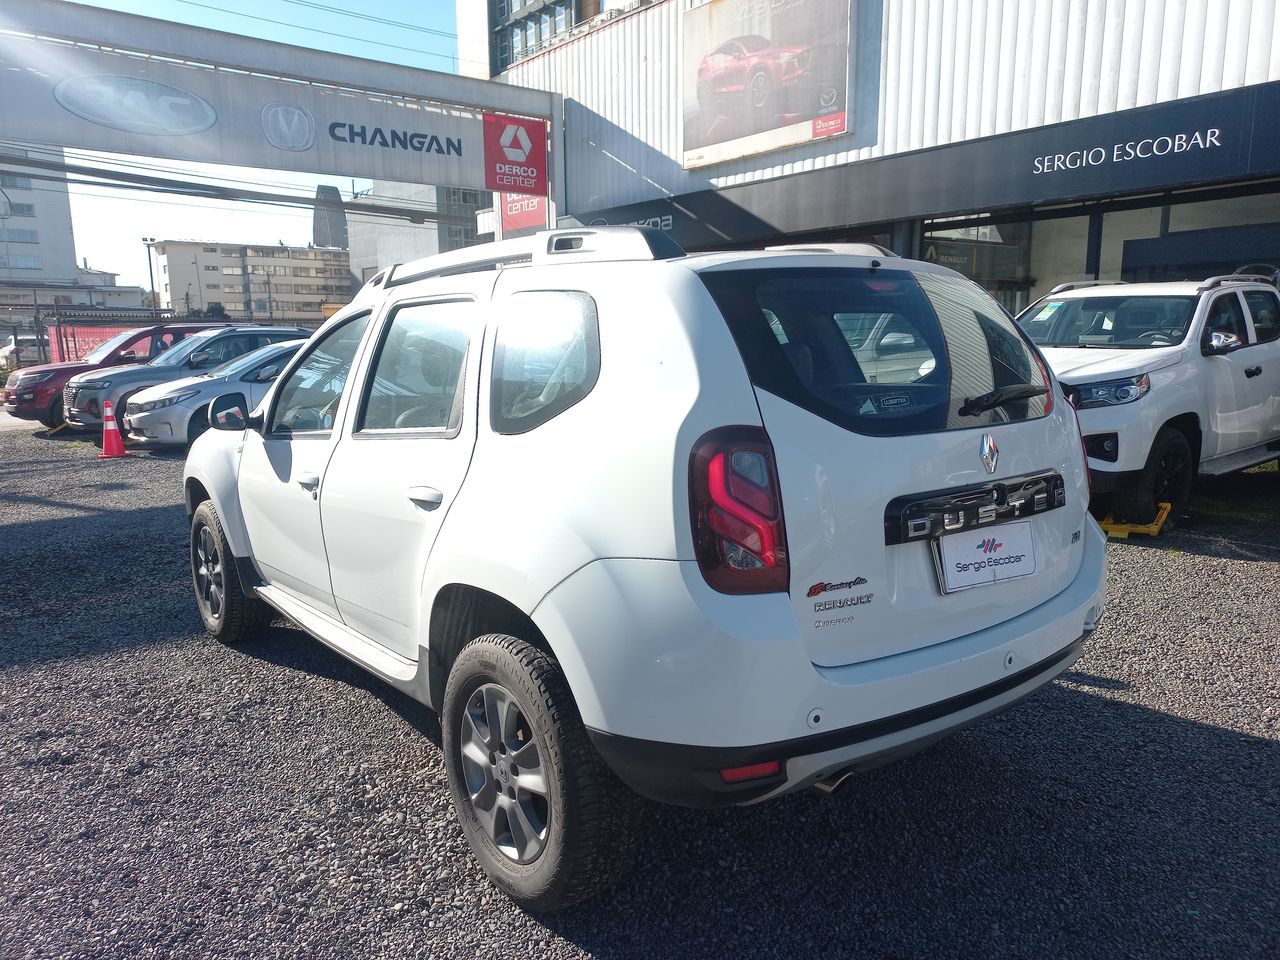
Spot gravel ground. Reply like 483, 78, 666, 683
0, 427, 1276, 960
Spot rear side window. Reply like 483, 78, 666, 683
700, 267, 1050, 437
491, 291, 600, 435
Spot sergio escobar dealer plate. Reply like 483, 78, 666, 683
934, 520, 1037, 593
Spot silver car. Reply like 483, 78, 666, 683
124, 338, 308, 445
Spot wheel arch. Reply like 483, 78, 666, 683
1161, 412, 1203, 471
424, 583, 556, 712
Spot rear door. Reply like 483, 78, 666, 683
701, 262, 1087, 668
320, 296, 480, 659
1241, 288, 1280, 441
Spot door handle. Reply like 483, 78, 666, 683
1245, 365, 1262, 378
297, 471, 320, 499
407, 485, 444, 510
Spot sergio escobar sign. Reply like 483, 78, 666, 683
0, 34, 550, 195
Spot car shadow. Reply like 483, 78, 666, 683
1115, 465, 1280, 561
537, 684, 1278, 959
236, 621, 442, 748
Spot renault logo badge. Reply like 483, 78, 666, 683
980, 434, 999, 474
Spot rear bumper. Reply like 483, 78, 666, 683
536, 519, 1108, 808
589, 635, 1086, 807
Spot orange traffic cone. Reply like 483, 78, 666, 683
99, 399, 131, 459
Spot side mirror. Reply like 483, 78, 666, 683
189, 351, 215, 369
255, 365, 279, 382
209, 393, 252, 431
1203, 331, 1244, 355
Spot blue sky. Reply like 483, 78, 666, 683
43, 1, 463, 289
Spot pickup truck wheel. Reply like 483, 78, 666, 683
442, 634, 637, 912
1116, 427, 1193, 530
190, 501, 271, 644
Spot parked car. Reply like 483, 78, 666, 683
184, 227, 1106, 910
2, 323, 220, 427
64, 326, 311, 433
1018, 274, 1280, 526
123, 338, 308, 446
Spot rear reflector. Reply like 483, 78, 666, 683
720, 760, 782, 784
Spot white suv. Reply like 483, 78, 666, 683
1019, 275, 1280, 526
183, 228, 1107, 910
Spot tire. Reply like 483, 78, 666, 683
112, 394, 134, 441
190, 501, 272, 644
1115, 427, 1194, 530
187, 409, 210, 445
442, 634, 637, 912
39, 395, 63, 429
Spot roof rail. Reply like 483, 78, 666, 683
386, 226, 686, 287
1198, 274, 1278, 291
1048, 279, 1125, 295
765, 242, 898, 257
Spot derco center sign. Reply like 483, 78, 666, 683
482, 114, 548, 196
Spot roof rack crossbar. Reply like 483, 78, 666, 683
1198, 274, 1278, 291
384, 226, 686, 287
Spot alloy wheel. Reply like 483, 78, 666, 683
193, 522, 225, 621
458, 682, 550, 864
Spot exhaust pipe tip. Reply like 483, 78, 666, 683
812, 766, 858, 796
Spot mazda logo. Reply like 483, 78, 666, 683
261, 102, 315, 151
54, 75, 217, 136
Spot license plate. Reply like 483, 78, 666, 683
933, 520, 1036, 594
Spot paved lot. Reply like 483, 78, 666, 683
0, 426, 1276, 960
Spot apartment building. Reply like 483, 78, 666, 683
154, 241, 352, 321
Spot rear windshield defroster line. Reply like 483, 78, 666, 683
699, 267, 1051, 438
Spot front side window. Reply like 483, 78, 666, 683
269, 314, 371, 434
1021, 295, 1197, 348
491, 291, 600, 435
701, 267, 1050, 437
358, 301, 471, 433
1203, 293, 1247, 344
1243, 290, 1280, 344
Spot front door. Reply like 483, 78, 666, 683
321, 299, 478, 659
1199, 291, 1268, 457
238, 313, 373, 616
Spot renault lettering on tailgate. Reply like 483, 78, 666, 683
936, 520, 1037, 593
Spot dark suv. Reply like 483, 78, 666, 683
2, 323, 221, 427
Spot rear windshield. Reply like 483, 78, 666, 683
1020, 295, 1197, 348
700, 267, 1050, 437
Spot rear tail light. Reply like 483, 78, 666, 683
689, 426, 789, 594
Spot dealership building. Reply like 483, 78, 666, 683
459, 0, 1280, 313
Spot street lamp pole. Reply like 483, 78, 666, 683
142, 237, 157, 319
191, 257, 205, 312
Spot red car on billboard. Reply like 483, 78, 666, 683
695, 35, 818, 130
2, 323, 220, 427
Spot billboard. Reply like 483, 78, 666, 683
499, 193, 550, 236
0, 34, 550, 196
682, 0, 851, 169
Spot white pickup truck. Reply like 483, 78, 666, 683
1019, 274, 1280, 527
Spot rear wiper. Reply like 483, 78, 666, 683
958, 382, 1049, 417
